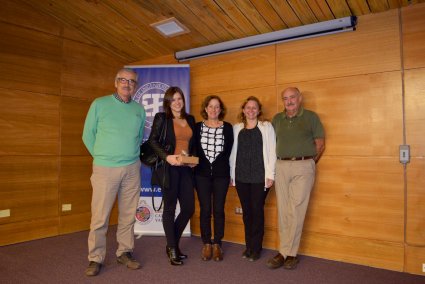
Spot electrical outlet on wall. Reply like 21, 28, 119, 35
62, 204, 72, 212
399, 145, 410, 164
0, 209, 11, 218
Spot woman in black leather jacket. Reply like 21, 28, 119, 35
148, 86, 196, 266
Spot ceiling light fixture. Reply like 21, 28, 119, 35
175, 16, 357, 61
151, 17, 190, 37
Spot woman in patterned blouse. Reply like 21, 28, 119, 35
194, 95, 234, 261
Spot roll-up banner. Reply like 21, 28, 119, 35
128, 64, 191, 237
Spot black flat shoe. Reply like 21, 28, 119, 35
242, 249, 252, 259
176, 247, 188, 260
166, 247, 183, 265
248, 251, 260, 262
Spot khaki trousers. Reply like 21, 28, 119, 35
275, 159, 315, 257
88, 160, 141, 263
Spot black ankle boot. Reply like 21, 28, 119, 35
166, 247, 183, 265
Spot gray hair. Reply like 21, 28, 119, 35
281, 87, 301, 97
115, 68, 138, 82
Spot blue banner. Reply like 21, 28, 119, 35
129, 65, 190, 197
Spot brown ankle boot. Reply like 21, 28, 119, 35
212, 244, 223, 261
201, 244, 212, 261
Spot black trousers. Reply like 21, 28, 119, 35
235, 181, 269, 254
195, 175, 230, 245
162, 166, 195, 248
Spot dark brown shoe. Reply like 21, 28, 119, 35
201, 244, 212, 261
117, 252, 141, 270
212, 244, 223, 261
85, 261, 101, 276
283, 256, 299, 270
266, 253, 285, 269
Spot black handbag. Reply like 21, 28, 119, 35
139, 116, 167, 167
150, 118, 169, 190
139, 141, 157, 167
144, 116, 168, 211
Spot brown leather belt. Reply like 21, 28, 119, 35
277, 156, 315, 161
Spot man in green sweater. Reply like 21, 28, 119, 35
82, 68, 146, 276
267, 87, 325, 270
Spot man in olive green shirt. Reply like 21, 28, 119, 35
267, 87, 325, 270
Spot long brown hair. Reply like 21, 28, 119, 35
163, 86, 188, 119
237, 96, 264, 128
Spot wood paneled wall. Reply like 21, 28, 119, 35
0, 1, 124, 243
184, 5, 424, 275
1, 0, 424, 277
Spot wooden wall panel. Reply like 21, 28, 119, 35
276, 10, 400, 84
60, 156, 92, 215
405, 67, 425, 255
405, 244, 425, 275
0, 217, 59, 246
0, 1, 124, 246
60, 212, 91, 235
0, 88, 60, 155
61, 39, 124, 100
299, 231, 404, 271
406, 158, 425, 246
304, 157, 404, 242
405, 68, 425, 156
0, 156, 59, 224
185, 6, 420, 273
402, 3, 425, 70
61, 97, 92, 155
277, 72, 403, 157
190, 45, 275, 95
0, 23, 61, 95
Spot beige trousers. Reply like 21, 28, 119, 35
275, 159, 316, 257
87, 160, 141, 263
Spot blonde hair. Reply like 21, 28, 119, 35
237, 96, 264, 128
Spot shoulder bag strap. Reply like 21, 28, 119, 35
151, 114, 167, 212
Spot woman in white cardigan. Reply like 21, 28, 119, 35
229, 96, 276, 262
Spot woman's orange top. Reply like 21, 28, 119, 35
173, 119, 192, 155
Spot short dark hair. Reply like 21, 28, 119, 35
163, 86, 188, 119
200, 95, 227, 120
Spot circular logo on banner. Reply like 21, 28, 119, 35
135, 200, 153, 225
133, 81, 169, 120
